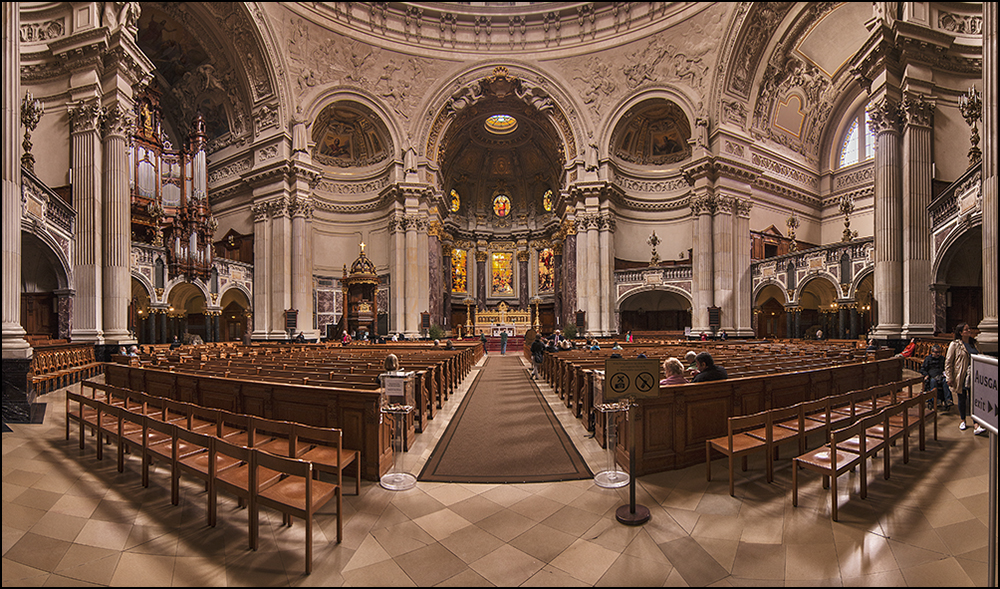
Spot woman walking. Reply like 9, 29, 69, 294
945, 322, 984, 435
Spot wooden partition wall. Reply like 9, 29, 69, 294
105, 363, 392, 480
612, 357, 903, 476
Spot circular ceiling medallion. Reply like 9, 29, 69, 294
485, 114, 518, 134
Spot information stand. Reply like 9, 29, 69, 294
594, 401, 629, 488
380, 403, 416, 491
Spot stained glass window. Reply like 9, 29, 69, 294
491, 252, 514, 295
542, 189, 553, 212
493, 194, 511, 217
451, 248, 467, 293
839, 107, 875, 168
538, 248, 554, 292
450, 189, 460, 212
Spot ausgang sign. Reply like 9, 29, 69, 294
971, 354, 998, 435
604, 358, 661, 400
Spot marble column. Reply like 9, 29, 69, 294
691, 194, 715, 335
290, 197, 315, 338
872, 98, 906, 340
552, 241, 563, 327
733, 198, 754, 336
427, 229, 443, 330
587, 215, 600, 336
269, 199, 292, 338
574, 219, 589, 332
901, 96, 935, 338
2, 2, 30, 360
475, 250, 487, 312
2, 3, 33, 419
713, 197, 735, 334
404, 215, 421, 336
517, 250, 530, 310
599, 212, 615, 335
69, 98, 104, 343
388, 212, 405, 334
869, 97, 904, 340
979, 2, 998, 354
562, 228, 577, 328
100, 104, 134, 345
251, 202, 270, 339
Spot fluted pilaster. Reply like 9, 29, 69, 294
979, 2, 998, 353
869, 97, 904, 339
101, 104, 134, 344
2, 3, 30, 358
69, 98, 104, 343
901, 95, 935, 338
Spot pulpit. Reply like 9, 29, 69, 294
343, 243, 379, 338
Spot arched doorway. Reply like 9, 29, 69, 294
20, 233, 69, 342
934, 225, 982, 335
166, 282, 207, 343
219, 288, 251, 342
797, 277, 840, 339
754, 284, 787, 338
618, 289, 692, 333
131, 278, 153, 344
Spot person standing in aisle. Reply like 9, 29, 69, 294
946, 322, 984, 434
500, 330, 508, 355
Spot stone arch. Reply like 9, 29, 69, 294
792, 272, 841, 305
163, 278, 210, 309
752, 280, 789, 307
21, 231, 71, 292
420, 62, 590, 180
299, 87, 405, 173
601, 87, 702, 170
616, 285, 693, 333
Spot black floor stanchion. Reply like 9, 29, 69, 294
615, 396, 650, 525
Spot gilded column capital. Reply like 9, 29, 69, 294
516, 250, 531, 263
475, 250, 489, 262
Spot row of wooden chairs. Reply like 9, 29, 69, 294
31, 345, 102, 393
706, 376, 933, 507
792, 386, 932, 520
67, 381, 359, 574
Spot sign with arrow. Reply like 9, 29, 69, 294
604, 358, 660, 400
971, 354, 998, 435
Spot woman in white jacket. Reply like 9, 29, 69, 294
945, 322, 983, 434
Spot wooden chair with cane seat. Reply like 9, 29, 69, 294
253, 449, 341, 575
792, 418, 867, 521
706, 410, 769, 497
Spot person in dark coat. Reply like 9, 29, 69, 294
530, 335, 545, 379
920, 344, 952, 410
691, 352, 728, 383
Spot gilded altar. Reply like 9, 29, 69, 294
472, 301, 531, 336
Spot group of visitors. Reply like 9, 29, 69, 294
659, 351, 729, 386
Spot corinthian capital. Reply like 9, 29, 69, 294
69, 99, 102, 133
867, 98, 903, 134
901, 94, 934, 129
100, 104, 134, 139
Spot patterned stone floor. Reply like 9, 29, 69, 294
3, 356, 990, 586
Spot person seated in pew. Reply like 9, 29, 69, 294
612, 341, 623, 350
684, 350, 698, 375
691, 352, 728, 383
921, 344, 952, 410
170, 335, 182, 350
660, 357, 689, 386
128, 345, 139, 357
559, 339, 573, 351
445, 339, 455, 350
589, 339, 601, 351
295, 331, 306, 343
900, 337, 917, 358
